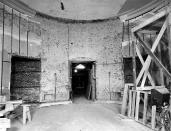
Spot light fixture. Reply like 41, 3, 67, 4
75, 64, 85, 70
74, 69, 78, 73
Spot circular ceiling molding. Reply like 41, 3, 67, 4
20, 0, 126, 20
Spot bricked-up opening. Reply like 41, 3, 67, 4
10, 56, 41, 103
71, 61, 96, 101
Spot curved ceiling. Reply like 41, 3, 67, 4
20, 0, 127, 20
118, 0, 157, 15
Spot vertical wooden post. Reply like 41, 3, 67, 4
121, 84, 129, 115
54, 73, 57, 101
22, 104, 31, 125
92, 64, 96, 101
128, 90, 132, 117
131, 91, 136, 118
167, 7, 171, 122
143, 92, 148, 124
132, 34, 137, 89
151, 105, 156, 130
157, 44, 164, 85
121, 84, 134, 115
135, 91, 140, 121
132, 39, 136, 118
1, 5, 5, 95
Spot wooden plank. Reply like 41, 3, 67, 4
131, 90, 151, 94
131, 91, 136, 118
39, 101, 72, 108
0, 118, 10, 128
92, 64, 96, 101
151, 105, 156, 130
121, 84, 130, 115
6, 100, 22, 104
136, 19, 167, 85
135, 91, 140, 121
134, 32, 171, 81
141, 69, 148, 87
0, 110, 9, 117
157, 44, 164, 85
136, 86, 164, 91
132, 40, 137, 89
0, 0, 36, 17
132, 7, 170, 32
22, 105, 31, 125
128, 90, 132, 117
169, 12, 171, 129
170, 96, 171, 130
138, 30, 158, 34
143, 92, 148, 124
136, 58, 151, 86
119, 0, 168, 22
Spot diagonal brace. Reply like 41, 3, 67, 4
135, 19, 167, 85
136, 46, 155, 87
134, 33, 171, 81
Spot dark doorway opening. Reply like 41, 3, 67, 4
70, 61, 96, 102
10, 56, 41, 103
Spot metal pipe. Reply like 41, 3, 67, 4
19, 13, 21, 55
27, 30, 29, 56
108, 71, 111, 100
122, 22, 125, 42
1, 4, 5, 94
54, 73, 57, 101
27, 19, 29, 57
11, 9, 13, 54
128, 20, 131, 56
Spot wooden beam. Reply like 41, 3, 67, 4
138, 30, 158, 35
136, 45, 155, 87
136, 20, 167, 85
132, 40, 136, 89
135, 91, 140, 121
167, 8, 171, 126
119, 0, 169, 22
121, 83, 134, 115
0, 0, 36, 17
136, 86, 165, 91
157, 44, 164, 85
143, 92, 148, 125
128, 90, 132, 117
141, 70, 148, 87
134, 32, 171, 81
131, 91, 136, 118
151, 105, 156, 129
132, 7, 170, 32
131, 40, 136, 118
121, 85, 129, 115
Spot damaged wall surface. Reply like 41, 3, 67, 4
0, 4, 41, 101
39, 16, 124, 102
0, 3, 125, 102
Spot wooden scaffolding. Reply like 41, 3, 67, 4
120, 1, 171, 130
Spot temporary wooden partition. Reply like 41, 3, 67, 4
121, 4, 171, 130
